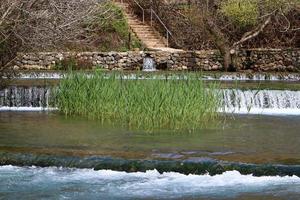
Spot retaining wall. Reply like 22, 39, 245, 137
13, 49, 300, 72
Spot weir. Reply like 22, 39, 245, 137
0, 86, 52, 109
1, 86, 300, 115
17, 71, 300, 81
222, 89, 300, 115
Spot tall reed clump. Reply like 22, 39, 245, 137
55, 72, 221, 130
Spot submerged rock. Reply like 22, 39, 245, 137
0, 152, 299, 177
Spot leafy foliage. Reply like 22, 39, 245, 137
221, 0, 259, 27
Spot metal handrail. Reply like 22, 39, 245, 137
150, 9, 172, 47
132, 0, 145, 23
119, 0, 144, 23
116, 0, 173, 47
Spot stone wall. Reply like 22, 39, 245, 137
13, 49, 300, 72
236, 49, 300, 72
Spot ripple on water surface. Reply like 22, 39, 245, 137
0, 166, 300, 200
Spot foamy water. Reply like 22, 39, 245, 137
0, 166, 299, 199
17, 72, 300, 81
221, 89, 300, 115
0, 107, 57, 111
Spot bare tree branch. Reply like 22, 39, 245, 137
233, 16, 272, 48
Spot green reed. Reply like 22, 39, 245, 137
55, 72, 221, 130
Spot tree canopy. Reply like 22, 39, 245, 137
221, 0, 300, 27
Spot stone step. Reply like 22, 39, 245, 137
139, 37, 161, 40
134, 31, 158, 35
114, 1, 169, 49
132, 31, 157, 36
127, 19, 141, 24
132, 29, 157, 34
139, 36, 163, 41
144, 42, 165, 46
137, 35, 162, 40
130, 25, 152, 29
130, 25, 153, 29
138, 34, 162, 38
136, 36, 162, 41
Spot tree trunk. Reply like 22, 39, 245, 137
204, 18, 232, 71
223, 48, 232, 71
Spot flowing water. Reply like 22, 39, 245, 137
1, 166, 300, 200
222, 89, 300, 115
17, 71, 300, 81
0, 73, 300, 199
2, 85, 300, 115
0, 112, 300, 199
143, 57, 156, 71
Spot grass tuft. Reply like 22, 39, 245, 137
55, 71, 221, 131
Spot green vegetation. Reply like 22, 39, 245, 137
221, 0, 259, 27
96, 2, 142, 52
220, 0, 298, 27
55, 72, 221, 130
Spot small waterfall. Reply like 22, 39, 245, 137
143, 56, 156, 71
212, 74, 300, 81
0, 86, 52, 111
13, 71, 300, 81
1, 85, 300, 115
19, 72, 64, 79
222, 89, 300, 115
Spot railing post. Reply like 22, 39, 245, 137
150, 9, 153, 26
142, 9, 145, 24
150, 0, 153, 26
166, 31, 169, 47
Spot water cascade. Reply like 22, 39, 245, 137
217, 73, 300, 81
0, 86, 52, 111
143, 55, 156, 71
222, 89, 300, 115
1, 86, 300, 115
16, 71, 300, 81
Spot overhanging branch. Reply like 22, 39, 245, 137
233, 16, 272, 48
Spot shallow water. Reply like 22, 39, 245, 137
0, 166, 299, 200
0, 113, 299, 199
0, 112, 299, 165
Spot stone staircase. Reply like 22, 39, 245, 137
114, 1, 170, 51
